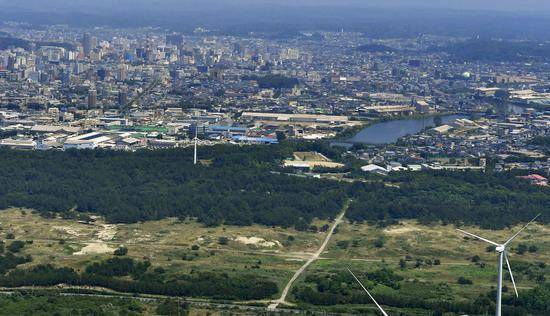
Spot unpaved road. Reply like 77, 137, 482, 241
268, 206, 348, 311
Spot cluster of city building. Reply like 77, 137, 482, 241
0, 22, 548, 175
354, 111, 549, 177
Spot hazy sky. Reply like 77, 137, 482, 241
1, 0, 549, 39
263, 0, 550, 12
1, 0, 549, 13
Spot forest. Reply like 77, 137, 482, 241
0, 143, 547, 229
0, 258, 279, 300
241, 75, 299, 89
0, 145, 347, 229
347, 171, 549, 229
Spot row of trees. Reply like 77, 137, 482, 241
0, 258, 279, 301
0, 293, 146, 315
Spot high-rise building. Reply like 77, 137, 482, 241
7, 55, 16, 72
73, 62, 85, 75
118, 87, 128, 108
135, 48, 146, 60
97, 68, 108, 81
209, 67, 223, 80
117, 64, 128, 82
281, 48, 300, 60
91, 36, 98, 50
166, 34, 184, 47
81, 33, 93, 56
233, 42, 245, 57
87, 89, 97, 109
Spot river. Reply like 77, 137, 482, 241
348, 114, 469, 144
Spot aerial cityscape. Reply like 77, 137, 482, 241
0, 1, 547, 315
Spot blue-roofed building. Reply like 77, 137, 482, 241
208, 125, 247, 135
124, 52, 134, 62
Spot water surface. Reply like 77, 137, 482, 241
349, 115, 468, 144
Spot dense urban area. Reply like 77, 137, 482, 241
0, 23, 548, 175
0, 10, 548, 316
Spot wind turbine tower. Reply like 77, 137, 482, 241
193, 123, 198, 165
348, 269, 389, 316
457, 214, 541, 316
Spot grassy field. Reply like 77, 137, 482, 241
0, 208, 325, 293
325, 219, 549, 264
290, 219, 549, 313
0, 208, 548, 314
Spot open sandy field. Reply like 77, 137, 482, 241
0, 208, 547, 313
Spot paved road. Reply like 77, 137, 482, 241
268, 206, 348, 311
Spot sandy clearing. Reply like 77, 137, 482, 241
97, 224, 117, 241
127, 235, 152, 243
235, 236, 282, 248
384, 226, 421, 235
52, 226, 88, 237
73, 242, 116, 255
73, 223, 118, 256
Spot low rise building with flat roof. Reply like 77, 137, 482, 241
63, 132, 113, 150
241, 112, 350, 125
0, 138, 36, 150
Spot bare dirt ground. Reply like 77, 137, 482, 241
73, 242, 116, 256
383, 226, 421, 235
73, 223, 118, 256
235, 236, 282, 248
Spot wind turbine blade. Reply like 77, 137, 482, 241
504, 214, 541, 246
504, 252, 519, 297
456, 229, 499, 246
348, 269, 389, 316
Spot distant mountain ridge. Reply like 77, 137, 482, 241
356, 44, 396, 53
0, 36, 76, 51
442, 40, 550, 62
1, 6, 550, 40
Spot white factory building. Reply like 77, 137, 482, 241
63, 132, 113, 150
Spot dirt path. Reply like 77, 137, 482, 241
268, 205, 348, 311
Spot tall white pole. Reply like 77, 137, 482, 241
496, 251, 504, 316
193, 127, 198, 166
194, 139, 197, 165
348, 269, 389, 316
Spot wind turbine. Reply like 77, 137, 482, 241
348, 268, 389, 316
457, 214, 541, 316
